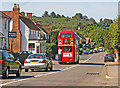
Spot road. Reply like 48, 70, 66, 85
0, 52, 118, 87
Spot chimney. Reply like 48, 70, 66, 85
27, 13, 32, 19
37, 21, 42, 25
11, 3, 21, 53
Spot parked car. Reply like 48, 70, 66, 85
14, 51, 33, 66
0, 50, 22, 78
93, 49, 97, 53
104, 54, 114, 62
98, 48, 103, 52
90, 50, 93, 54
87, 51, 91, 54
83, 50, 88, 55
96, 49, 100, 53
24, 53, 53, 72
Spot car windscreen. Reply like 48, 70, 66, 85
28, 54, 44, 59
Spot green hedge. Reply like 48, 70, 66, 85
46, 43, 58, 59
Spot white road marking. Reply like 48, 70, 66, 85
80, 54, 94, 63
1, 54, 94, 86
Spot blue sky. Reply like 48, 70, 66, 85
1, 1, 118, 22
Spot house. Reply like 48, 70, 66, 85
0, 11, 11, 50
36, 21, 52, 43
86, 37, 92, 44
76, 32, 86, 44
2, 4, 46, 54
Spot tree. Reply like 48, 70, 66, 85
42, 11, 50, 17
100, 18, 102, 22
56, 14, 61, 18
20, 11, 25, 16
74, 13, 82, 19
61, 15, 65, 18
50, 12, 56, 18
82, 15, 88, 19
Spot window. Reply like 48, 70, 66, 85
28, 43, 35, 51
3, 51, 9, 60
28, 54, 44, 59
63, 46, 72, 52
61, 34, 72, 38
38, 32, 39, 37
30, 30, 31, 35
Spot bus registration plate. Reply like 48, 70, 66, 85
63, 53, 72, 57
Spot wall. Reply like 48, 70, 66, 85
19, 19, 29, 51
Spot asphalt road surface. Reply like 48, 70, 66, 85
0, 52, 118, 87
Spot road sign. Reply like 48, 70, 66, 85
9, 32, 17, 38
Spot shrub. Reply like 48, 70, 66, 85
46, 43, 58, 59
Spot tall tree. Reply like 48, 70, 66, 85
74, 13, 83, 19
42, 11, 50, 17
50, 12, 56, 18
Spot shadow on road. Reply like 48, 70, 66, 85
2, 76, 34, 79
32, 69, 61, 72
79, 63, 105, 65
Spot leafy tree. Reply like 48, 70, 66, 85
61, 15, 65, 18
20, 11, 25, 16
82, 15, 88, 19
50, 12, 56, 18
56, 14, 61, 18
42, 11, 50, 17
74, 13, 82, 19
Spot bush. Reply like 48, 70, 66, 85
46, 43, 58, 59
50, 29, 60, 43
107, 48, 114, 54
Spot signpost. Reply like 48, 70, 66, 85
8, 32, 17, 38
8, 32, 16, 52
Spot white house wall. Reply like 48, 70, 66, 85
10, 20, 13, 32
19, 19, 29, 51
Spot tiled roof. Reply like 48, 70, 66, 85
41, 26, 52, 33
0, 11, 11, 19
20, 16, 40, 31
37, 24, 48, 34
77, 33, 86, 40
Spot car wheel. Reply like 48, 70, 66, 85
3, 68, 9, 79
45, 66, 48, 71
16, 67, 22, 77
50, 66, 53, 71
31, 69, 34, 72
25, 69, 28, 72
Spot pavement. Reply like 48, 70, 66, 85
104, 60, 119, 86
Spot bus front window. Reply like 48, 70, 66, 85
63, 46, 72, 52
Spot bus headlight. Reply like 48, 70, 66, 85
59, 39, 62, 45
70, 39, 74, 45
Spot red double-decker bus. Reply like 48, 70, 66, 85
58, 30, 79, 64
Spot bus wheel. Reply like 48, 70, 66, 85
59, 62, 63, 64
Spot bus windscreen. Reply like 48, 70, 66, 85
61, 34, 72, 38
63, 46, 72, 52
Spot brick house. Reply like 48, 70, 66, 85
2, 4, 46, 54
76, 32, 86, 44
0, 11, 11, 50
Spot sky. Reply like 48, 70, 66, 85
0, 1, 119, 22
